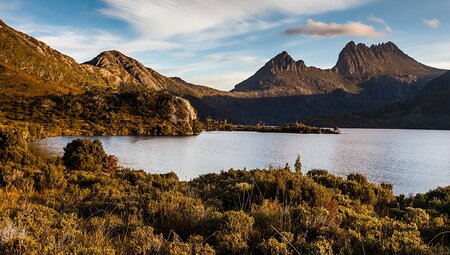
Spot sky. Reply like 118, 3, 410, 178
1, 0, 449, 91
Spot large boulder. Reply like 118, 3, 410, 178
163, 96, 200, 135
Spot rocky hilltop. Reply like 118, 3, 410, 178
84, 51, 179, 91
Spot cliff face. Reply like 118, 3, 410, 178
163, 96, 200, 135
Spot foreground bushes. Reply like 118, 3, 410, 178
0, 132, 449, 254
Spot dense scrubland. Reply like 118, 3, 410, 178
0, 87, 202, 138
0, 129, 448, 255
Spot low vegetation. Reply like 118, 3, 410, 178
0, 129, 448, 254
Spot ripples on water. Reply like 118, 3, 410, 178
29, 129, 450, 195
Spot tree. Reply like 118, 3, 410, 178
294, 154, 302, 174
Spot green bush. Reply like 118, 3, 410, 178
62, 139, 107, 172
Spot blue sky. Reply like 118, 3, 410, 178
1, 0, 449, 91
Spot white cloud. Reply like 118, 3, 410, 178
368, 14, 392, 33
284, 19, 382, 38
423, 18, 440, 29
99, 0, 369, 41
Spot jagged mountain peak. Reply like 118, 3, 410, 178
334, 41, 439, 78
263, 51, 309, 74
266, 51, 298, 72
342, 41, 400, 52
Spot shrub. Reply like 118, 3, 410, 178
62, 139, 107, 172
216, 211, 254, 254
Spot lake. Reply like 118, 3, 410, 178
29, 129, 450, 195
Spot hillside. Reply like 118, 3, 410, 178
307, 71, 450, 129
0, 21, 202, 136
0, 20, 108, 93
83, 50, 181, 91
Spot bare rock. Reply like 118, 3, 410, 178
163, 96, 199, 135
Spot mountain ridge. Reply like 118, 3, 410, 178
1, 19, 448, 128
233, 41, 443, 98
233, 51, 356, 96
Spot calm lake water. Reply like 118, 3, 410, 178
29, 129, 450, 195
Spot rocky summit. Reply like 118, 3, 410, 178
333, 41, 441, 79
83, 50, 177, 91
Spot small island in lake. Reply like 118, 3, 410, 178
204, 119, 341, 134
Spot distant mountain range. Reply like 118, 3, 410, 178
1, 19, 449, 128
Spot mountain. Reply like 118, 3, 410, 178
83, 50, 229, 98
1, 19, 449, 128
0, 20, 204, 136
0, 20, 108, 95
333, 41, 440, 79
234, 42, 443, 98
83, 50, 180, 91
207, 42, 445, 125
233, 51, 357, 96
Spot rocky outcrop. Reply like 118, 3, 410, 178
163, 96, 200, 135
